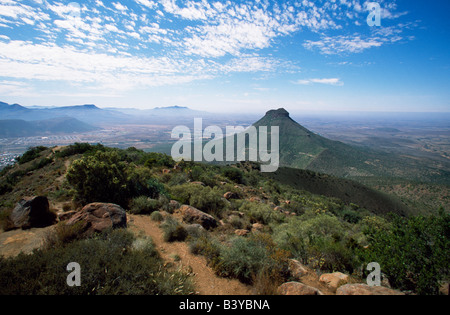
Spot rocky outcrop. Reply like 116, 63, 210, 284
178, 205, 218, 230
65, 203, 127, 237
278, 282, 324, 296
10, 196, 56, 229
223, 192, 239, 200
336, 284, 405, 295
288, 259, 310, 280
319, 272, 349, 290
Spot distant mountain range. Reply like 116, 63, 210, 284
0, 117, 99, 138
0, 102, 129, 125
0, 101, 213, 126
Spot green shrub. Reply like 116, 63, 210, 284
273, 214, 358, 272
0, 229, 194, 295
189, 235, 223, 267
222, 167, 243, 184
129, 196, 160, 215
16, 146, 47, 165
55, 143, 102, 158
66, 151, 129, 206
150, 211, 164, 222
360, 211, 450, 295
143, 152, 175, 168
169, 184, 225, 217
239, 201, 284, 226
161, 217, 188, 242
214, 234, 289, 284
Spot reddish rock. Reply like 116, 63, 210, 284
57, 210, 78, 222
178, 205, 217, 230
223, 192, 239, 200
336, 284, 405, 295
319, 272, 349, 290
65, 203, 127, 237
251, 223, 265, 233
278, 282, 324, 296
288, 259, 310, 280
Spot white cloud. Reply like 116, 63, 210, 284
293, 78, 344, 86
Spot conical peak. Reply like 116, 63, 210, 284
265, 108, 290, 118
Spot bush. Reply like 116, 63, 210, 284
43, 221, 86, 249
150, 211, 164, 222
66, 151, 129, 206
222, 167, 243, 184
55, 143, 102, 158
16, 146, 47, 165
169, 184, 225, 217
129, 196, 160, 215
161, 217, 188, 242
239, 201, 284, 226
214, 234, 289, 285
0, 229, 195, 295
273, 214, 357, 272
360, 211, 450, 295
189, 235, 223, 267
143, 152, 175, 168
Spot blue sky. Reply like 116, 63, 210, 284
0, 0, 449, 113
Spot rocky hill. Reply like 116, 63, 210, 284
0, 144, 448, 296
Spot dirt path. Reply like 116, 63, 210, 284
129, 215, 253, 296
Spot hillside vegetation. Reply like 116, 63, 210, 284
0, 144, 448, 295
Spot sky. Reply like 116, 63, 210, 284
0, 0, 449, 114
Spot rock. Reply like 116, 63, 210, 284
274, 206, 284, 213
319, 272, 349, 290
223, 192, 239, 200
249, 197, 261, 203
439, 282, 449, 296
57, 210, 78, 222
288, 259, 310, 279
278, 282, 324, 296
336, 284, 405, 296
251, 223, 265, 233
178, 205, 218, 230
65, 203, 127, 237
235, 229, 250, 237
11, 196, 56, 229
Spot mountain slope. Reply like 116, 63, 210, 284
253, 108, 450, 184
0, 102, 130, 125
0, 117, 99, 138
263, 166, 410, 216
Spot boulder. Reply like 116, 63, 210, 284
278, 282, 324, 296
57, 210, 78, 222
65, 203, 127, 237
10, 196, 56, 229
223, 192, 239, 200
288, 259, 310, 279
319, 272, 349, 290
178, 205, 218, 230
235, 229, 250, 237
251, 223, 265, 233
336, 284, 405, 296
